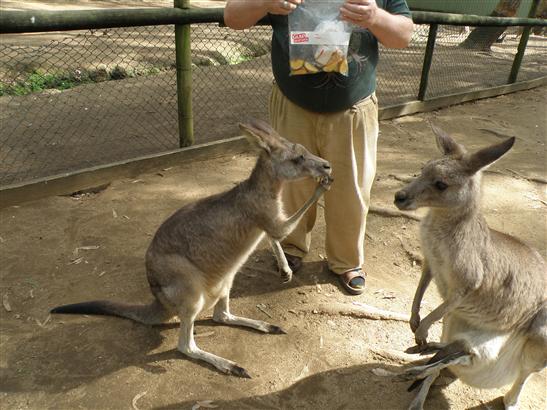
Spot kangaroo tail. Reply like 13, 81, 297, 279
50, 299, 171, 325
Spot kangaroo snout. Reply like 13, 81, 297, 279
394, 189, 411, 210
312, 157, 332, 179
322, 161, 332, 175
316, 161, 334, 189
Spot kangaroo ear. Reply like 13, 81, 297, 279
239, 120, 283, 154
431, 124, 466, 157
466, 137, 515, 174
239, 122, 271, 153
247, 119, 279, 137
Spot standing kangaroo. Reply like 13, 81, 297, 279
393, 125, 546, 410
51, 119, 333, 378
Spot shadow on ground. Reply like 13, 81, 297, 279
153, 362, 453, 410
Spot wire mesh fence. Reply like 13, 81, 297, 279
426, 25, 545, 97
0, 22, 545, 187
0, 25, 180, 186
191, 24, 272, 144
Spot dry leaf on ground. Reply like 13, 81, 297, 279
3, 294, 12, 312
192, 400, 218, 410
131, 391, 147, 410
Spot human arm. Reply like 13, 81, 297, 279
224, 0, 302, 30
340, 0, 413, 48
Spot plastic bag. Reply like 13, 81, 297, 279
288, 0, 352, 76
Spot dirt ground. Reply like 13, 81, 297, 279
1, 88, 546, 410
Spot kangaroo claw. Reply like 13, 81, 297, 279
230, 365, 252, 379
268, 324, 287, 334
393, 368, 425, 383
319, 175, 334, 189
280, 268, 293, 283
406, 344, 440, 355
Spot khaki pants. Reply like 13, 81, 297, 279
269, 84, 379, 274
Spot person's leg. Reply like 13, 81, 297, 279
320, 94, 379, 292
269, 84, 319, 260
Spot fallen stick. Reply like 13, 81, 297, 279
352, 301, 410, 321
308, 302, 410, 322
477, 127, 515, 140
484, 169, 511, 178
388, 173, 415, 183
370, 347, 422, 364
369, 205, 421, 222
485, 169, 547, 185
365, 231, 376, 241
256, 303, 273, 318
132, 391, 147, 410
505, 168, 547, 185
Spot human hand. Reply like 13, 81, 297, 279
264, 0, 303, 16
340, 0, 379, 28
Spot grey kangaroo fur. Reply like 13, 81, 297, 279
51, 119, 333, 378
393, 125, 546, 410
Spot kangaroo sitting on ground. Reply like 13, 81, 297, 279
51, 119, 333, 378
393, 125, 546, 410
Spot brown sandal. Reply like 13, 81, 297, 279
337, 268, 366, 295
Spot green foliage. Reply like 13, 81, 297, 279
109, 65, 127, 80
0, 65, 168, 97
0, 42, 267, 97
1, 70, 86, 96
226, 54, 253, 65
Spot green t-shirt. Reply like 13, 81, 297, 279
268, 0, 411, 113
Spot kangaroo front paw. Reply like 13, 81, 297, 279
409, 314, 420, 333
319, 175, 334, 190
414, 324, 429, 346
405, 343, 441, 355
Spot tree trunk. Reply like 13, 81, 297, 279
459, 0, 523, 51
532, 0, 547, 35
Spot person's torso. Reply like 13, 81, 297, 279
269, 0, 410, 112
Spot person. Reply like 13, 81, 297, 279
224, 0, 413, 295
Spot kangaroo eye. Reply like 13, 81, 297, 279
292, 155, 304, 164
435, 181, 448, 191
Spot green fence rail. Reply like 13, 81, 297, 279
1, 9, 546, 33
0, 8, 225, 33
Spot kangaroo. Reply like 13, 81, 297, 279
51, 119, 333, 378
393, 125, 546, 410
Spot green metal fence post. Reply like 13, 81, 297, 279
418, 23, 438, 101
508, 0, 541, 84
174, 0, 193, 147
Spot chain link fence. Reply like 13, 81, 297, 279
0, 22, 545, 187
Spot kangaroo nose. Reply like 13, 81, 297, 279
323, 162, 331, 170
394, 190, 407, 203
